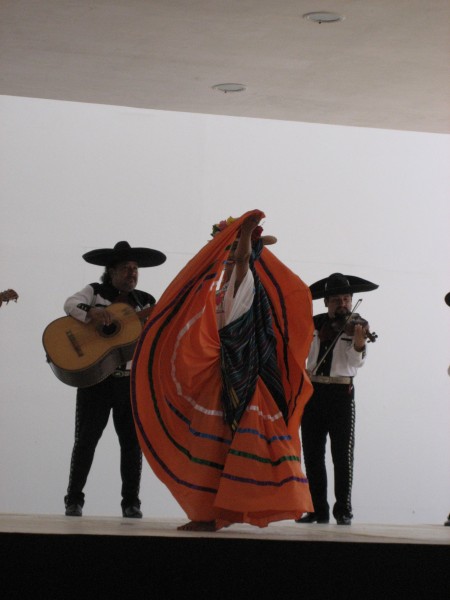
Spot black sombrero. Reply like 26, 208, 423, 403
309, 272, 379, 300
82, 241, 166, 268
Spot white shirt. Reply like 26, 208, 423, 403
307, 329, 366, 378
216, 269, 254, 330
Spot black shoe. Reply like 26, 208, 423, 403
336, 515, 352, 525
65, 504, 82, 517
296, 512, 329, 524
122, 505, 143, 519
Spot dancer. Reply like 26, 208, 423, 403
132, 210, 314, 530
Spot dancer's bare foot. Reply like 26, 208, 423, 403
177, 520, 216, 532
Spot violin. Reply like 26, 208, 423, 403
319, 313, 377, 344
329, 313, 378, 343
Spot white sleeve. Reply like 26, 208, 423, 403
344, 341, 367, 368
222, 269, 255, 327
307, 330, 366, 377
306, 331, 320, 370
63, 285, 96, 323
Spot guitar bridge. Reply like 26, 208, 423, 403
66, 329, 84, 357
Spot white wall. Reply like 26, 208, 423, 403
1, 95, 448, 524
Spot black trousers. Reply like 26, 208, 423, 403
65, 375, 142, 509
301, 383, 355, 520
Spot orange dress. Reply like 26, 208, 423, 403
131, 211, 314, 528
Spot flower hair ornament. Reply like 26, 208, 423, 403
210, 217, 237, 238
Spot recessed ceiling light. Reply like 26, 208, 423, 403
212, 83, 246, 93
303, 12, 344, 24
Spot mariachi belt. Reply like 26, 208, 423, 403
310, 375, 352, 385
111, 370, 130, 378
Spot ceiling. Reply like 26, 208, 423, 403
1, 0, 449, 133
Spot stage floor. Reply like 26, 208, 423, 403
1, 513, 448, 546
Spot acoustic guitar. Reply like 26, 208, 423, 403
0, 289, 19, 307
42, 303, 153, 388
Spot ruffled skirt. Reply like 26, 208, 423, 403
131, 211, 314, 528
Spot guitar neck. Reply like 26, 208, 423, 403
0, 289, 19, 306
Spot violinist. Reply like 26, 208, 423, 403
296, 272, 378, 526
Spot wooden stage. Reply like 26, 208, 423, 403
1, 514, 449, 598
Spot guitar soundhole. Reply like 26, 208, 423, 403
99, 320, 121, 338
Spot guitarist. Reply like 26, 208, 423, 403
63, 241, 166, 519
